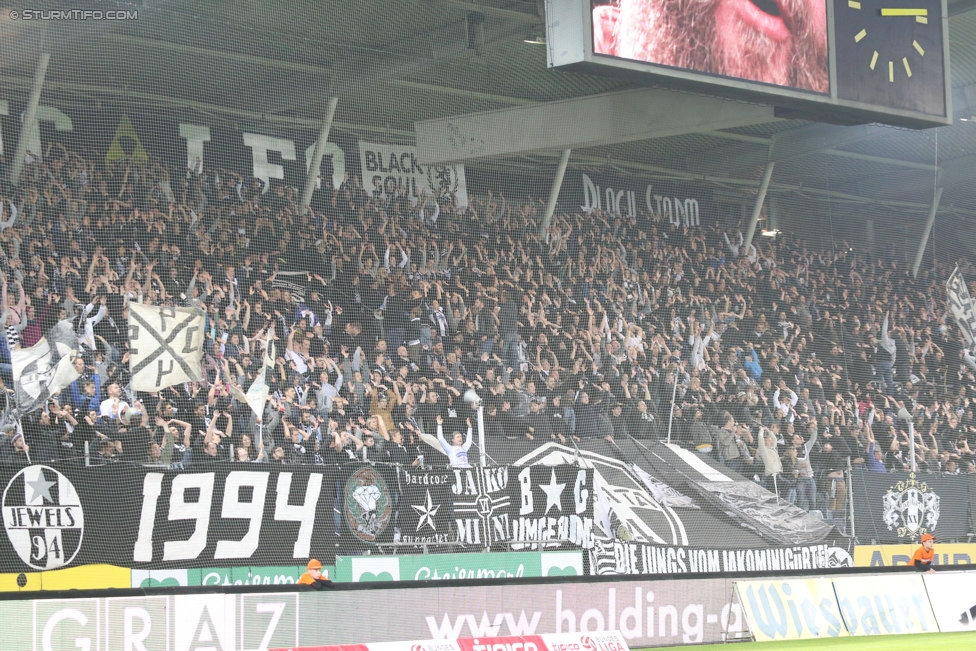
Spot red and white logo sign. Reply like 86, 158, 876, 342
273, 630, 630, 651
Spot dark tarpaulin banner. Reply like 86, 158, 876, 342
503, 439, 786, 549
396, 466, 455, 545
849, 470, 970, 543
451, 465, 595, 550
343, 464, 595, 551
589, 538, 854, 576
0, 462, 340, 573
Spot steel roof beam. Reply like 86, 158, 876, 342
769, 123, 877, 163
99, 34, 535, 108
416, 88, 779, 163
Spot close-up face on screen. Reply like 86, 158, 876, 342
592, 0, 829, 92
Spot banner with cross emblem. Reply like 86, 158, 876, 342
127, 302, 206, 392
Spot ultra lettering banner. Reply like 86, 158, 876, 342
848, 470, 970, 544
358, 140, 469, 208
590, 540, 853, 576
340, 465, 596, 550
451, 465, 595, 550
557, 171, 708, 225
127, 303, 206, 392
0, 463, 340, 572
0, 462, 596, 573
398, 466, 455, 545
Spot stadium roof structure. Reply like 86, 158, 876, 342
2, 0, 976, 254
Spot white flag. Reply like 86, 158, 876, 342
12, 320, 81, 413
947, 266, 976, 347
127, 303, 205, 392
242, 342, 275, 419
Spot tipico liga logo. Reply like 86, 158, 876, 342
3, 465, 84, 569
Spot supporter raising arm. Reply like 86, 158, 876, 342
436, 414, 472, 468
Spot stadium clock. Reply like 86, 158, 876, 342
834, 0, 946, 116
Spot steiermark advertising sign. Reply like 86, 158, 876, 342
131, 565, 334, 588
335, 552, 583, 582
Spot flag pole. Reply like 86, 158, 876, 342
666, 370, 679, 445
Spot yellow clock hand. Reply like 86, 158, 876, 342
880, 8, 927, 15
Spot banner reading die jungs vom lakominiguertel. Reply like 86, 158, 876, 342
590, 540, 853, 575
358, 141, 468, 208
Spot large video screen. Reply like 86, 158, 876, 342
547, 0, 950, 127
591, 0, 829, 93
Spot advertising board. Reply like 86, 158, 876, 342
923, 572, 976, 632
334, 552, 583, 582
854, 543, 976, 568
0, 577, 746, 650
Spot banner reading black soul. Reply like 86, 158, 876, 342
849, 470, 970, 544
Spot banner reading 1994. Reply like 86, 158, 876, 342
0, 462, 595, 573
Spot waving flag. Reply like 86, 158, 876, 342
12, 320, 81, 413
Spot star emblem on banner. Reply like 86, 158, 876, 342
412, 490, 441, 532
26, 474, 55, 504
540, 469, 566, 513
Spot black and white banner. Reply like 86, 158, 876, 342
946, 266, 976, 347
397, 467, 455, 545
358, 141, 469, 208
0, 463, 339, 572
850, 470, 970, 544
452, 465, 595, 550
589, 539, 853, 576
12, 320, 81, 414
557, 171, 709, 225
0, 462, 594, 573
127, 303, 206, 391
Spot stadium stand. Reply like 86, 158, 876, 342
0, 141, 972, 531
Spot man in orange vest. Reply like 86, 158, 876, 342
911, 533, 936, 573
298, 559, 330, 588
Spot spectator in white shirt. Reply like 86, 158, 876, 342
99, 382, 130, 419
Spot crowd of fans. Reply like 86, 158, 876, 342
0, 141, 974, 524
